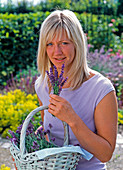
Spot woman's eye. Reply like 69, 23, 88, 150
47, 43, 53, 46
62, 42, 68, 45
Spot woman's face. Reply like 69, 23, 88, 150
46, 31, 75, 75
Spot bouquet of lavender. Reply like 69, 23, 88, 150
46, 64, 68, 95
8, 120, 56, 153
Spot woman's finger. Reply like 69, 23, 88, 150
48, 103, 56, 110
49, 98, 58, 106
49, 94, 64, 102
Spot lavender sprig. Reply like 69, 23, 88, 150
46, 64, 68, 95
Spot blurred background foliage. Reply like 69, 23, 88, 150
0, 0, 122, 86
0, 0, 123, 137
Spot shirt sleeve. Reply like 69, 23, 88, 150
95, 77, 115, 107
34, 75, 49, 106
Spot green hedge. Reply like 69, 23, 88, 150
0, 11, 50, 85
0, 11, 122, 85
0, 0, 120, 16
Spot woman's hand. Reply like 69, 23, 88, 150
48, 94, 76, 125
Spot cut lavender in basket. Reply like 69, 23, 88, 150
46, 63, 68, 95
8, 119, 57, 153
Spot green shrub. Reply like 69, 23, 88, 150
0, 89, 39, 138
0, 11, 50, 85
76, 12, 122, 51
118, 109, 123, 125
1, 0, 120, 16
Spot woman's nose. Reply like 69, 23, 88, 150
54, 44, 62, 55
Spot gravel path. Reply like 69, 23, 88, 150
0, 125, 123, 170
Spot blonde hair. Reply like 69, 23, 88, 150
37, 9, 90, 90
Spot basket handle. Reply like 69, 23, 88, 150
20, 106, 69, 156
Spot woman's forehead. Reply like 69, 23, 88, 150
46, 28, 71, 42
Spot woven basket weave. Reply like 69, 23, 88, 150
10, 106, 82, 170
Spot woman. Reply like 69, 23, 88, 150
35, 10, 118, 170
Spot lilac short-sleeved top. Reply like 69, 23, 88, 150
35, 72, 115, 170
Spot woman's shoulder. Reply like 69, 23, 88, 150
35, 75, 42, 88
35, 75, 47, 91
84, 69, 114, 90
88, 69, 100, 78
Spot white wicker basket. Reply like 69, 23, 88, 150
10, 106, 83, 170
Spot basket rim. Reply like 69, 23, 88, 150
10, 142, 94, 161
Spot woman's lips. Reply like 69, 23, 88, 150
54, 57, 66, 62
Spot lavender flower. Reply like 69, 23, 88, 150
54, 65, 58, 81
48, 123, 53, 129
16, 124, 23, 134
39, 121, 43, 126
51, 137, 56, 142
46, 129, 50, 134
8, 130, 16, 138
3, 70, 39, 95
46, 63, 68, 95
12, 137, 18, 145
31, 141, 39, 151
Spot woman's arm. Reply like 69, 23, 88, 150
37, 95, 44, 122
48, 91, 118, 162
36, 95, 49, 141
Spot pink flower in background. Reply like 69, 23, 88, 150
116, 52, 120, 56
111, 19, 116, 23
88, 44, 92, 48
108, 23, 113, 27
118, 49, 121, 53
109, 48, 113, 52
111, 53, 115, 57
107, 54, 111, 58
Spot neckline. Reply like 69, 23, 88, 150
83, 72, 100, 85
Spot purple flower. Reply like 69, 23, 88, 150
26, 130, 30, 136
53, 65, 58, 81
51, 137, 55, 142
12, 138, 18, 145
31, 141, 39, 151
60, 77, 68, 87
46, 129, 50, 134
59, 63, 64, 79
27, 122, 34, 134
46, 63, 68, 95
16, 124, 23, 134
8, 130, 16, 138
39, 121, 43, 125
31, 117, 35, 121
37, 136, 40, 141
48, 123, 53, 129
37, 127, 43, 135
